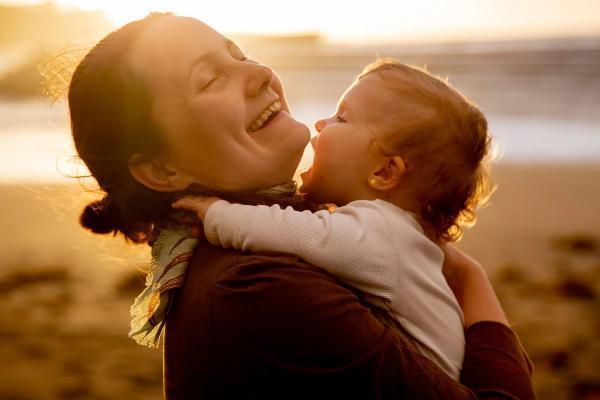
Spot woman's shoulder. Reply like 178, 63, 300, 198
187, 238, 339, 288
180, 240, 388, 360
189, 239, 369, 313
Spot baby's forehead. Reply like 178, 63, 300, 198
343, 74, 405, 123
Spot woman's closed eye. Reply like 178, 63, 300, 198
198, 58, 258, 92
196, 47, 259, 93
199, 76, 218, 92
335, 115, 346, 123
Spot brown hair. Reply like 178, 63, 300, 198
68, 12, 178, 243
359, 58, 495, 242
69, 12, 311, 244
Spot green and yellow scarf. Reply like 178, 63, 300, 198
129, 181, 300, 348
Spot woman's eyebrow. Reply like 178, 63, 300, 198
188, 38, 234, 78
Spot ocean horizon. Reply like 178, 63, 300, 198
1, 36, 599, 183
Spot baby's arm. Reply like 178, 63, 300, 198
173, 196, 397, 300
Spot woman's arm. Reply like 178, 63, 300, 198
441, 243, 509, 328
441, 244, 535, 396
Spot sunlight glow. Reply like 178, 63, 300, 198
51, 0, 600, 44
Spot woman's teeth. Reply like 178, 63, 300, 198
249, 101, 281, 132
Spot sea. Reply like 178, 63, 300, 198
1, 36, 599, 183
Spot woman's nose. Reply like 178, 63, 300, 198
244, 62, 274, 98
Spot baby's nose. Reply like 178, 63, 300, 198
314, 119, 325, 132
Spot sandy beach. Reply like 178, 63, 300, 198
0, 162, 598, 399
0, 2, 598, 398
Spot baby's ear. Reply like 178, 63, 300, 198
367, 155, 406, 191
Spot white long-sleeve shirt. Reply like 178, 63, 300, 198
203, 198, 465, 380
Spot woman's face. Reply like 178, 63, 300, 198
127, 16, 310, 191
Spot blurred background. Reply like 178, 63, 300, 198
0, 1, 599, 399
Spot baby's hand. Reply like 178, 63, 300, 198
316, 203, 338, 213
171, 195, 221, 221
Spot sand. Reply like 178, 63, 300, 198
0, 162, 599, 400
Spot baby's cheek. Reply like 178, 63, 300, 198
314, 134, 339, 160
312, 148, 335, 176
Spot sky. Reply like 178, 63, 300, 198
2, 0, 600, 44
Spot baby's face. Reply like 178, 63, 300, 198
300, 73, 400, 205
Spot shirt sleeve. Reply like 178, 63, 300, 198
216, 257, 536, 399
461, 321, 536, 399
204, 200, 397, 300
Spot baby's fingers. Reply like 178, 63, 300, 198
171, 195, 221, 220
316, 203, 338, 213
171, 197, 201, 210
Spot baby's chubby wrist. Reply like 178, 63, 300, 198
202, 199, 230, 222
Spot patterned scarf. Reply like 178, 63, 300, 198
128, 181, 299, 348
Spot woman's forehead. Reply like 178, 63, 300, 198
128, 16, 224, 81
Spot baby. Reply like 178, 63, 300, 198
172, 58, 494, 381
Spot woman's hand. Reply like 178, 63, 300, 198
441, 243, 509, 329
171, 195, 222, 221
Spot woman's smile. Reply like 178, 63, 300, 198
248, 100, 281, 132
249, 107, 296, 136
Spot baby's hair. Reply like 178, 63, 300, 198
358, 58, 495, 242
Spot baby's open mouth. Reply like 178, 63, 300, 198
249, 101, 281, 132
300, 166, 312, 181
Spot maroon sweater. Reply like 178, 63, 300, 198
164, 239, 535, 399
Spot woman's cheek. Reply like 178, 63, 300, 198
286, 121, 311, 150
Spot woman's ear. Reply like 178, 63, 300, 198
128, 153, 193, 192
367, 155, 406, 191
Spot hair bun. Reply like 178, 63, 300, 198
80, 195, 119, 234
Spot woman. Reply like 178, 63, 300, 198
68, 12, 535, 399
